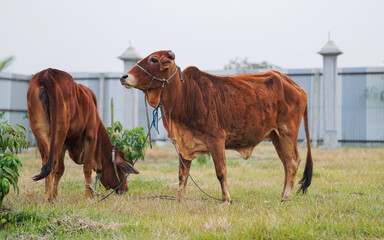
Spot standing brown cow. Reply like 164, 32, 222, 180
120, 50, 313, 202
28, 68, 139, 202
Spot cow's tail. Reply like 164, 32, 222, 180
297, 105, 313, 194
33, 72, 58, 181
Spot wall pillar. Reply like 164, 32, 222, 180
318, 40, 343, 149
118, 44, 141, 129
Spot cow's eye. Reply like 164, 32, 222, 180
149, 58, 158, 63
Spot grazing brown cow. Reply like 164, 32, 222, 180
120, 50, 313, 202
27, 68, 139, 202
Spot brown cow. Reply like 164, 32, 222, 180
27, 68, 139, 202
120, 50, 313, 202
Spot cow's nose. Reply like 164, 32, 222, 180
120, 74, 128, 83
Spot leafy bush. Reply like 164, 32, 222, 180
197, 153, 211, 166
106, 121, 148, 164
0, 112, 28, 207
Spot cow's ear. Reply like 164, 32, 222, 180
117, 161, 140, 174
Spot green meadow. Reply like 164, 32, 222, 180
2, 144, 384, 239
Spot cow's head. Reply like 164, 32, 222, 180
120, 50, 177, 91
99, 147, 139, 194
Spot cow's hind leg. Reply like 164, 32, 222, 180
272, 133, 301, 200
35, 141, 54, 202
176, 157, 191, 201
52, 147, 66, 199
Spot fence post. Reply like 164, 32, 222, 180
111, 97, 114, 133
318, 40, 343, 149
312, 69, 320, 147
98, 73, 105, 121
118, 43, 141, 129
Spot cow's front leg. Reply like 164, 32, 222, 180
176, 157, 191, 201
83, 132, 97, 198
209, 140, 231, 203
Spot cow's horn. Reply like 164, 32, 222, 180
169, 51, 175, 60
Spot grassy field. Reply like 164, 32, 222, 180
1, 144, 384, 239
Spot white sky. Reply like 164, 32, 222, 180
1, 0, 383, 74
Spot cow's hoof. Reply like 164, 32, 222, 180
84, 188, 94, 198
43, 195, 55, 203
176, 194, 184, 202
221, 194, 231, 204
175, 197, 183, 202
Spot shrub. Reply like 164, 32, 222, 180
106, 121, 148, 164
0, 112, 28, 207
197, 153, 211, 166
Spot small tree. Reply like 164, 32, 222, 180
224, 57, 281, 71
196, 153, 211, 166
106, 98, 148, 164
0, 112, 28, 207
106, 122, 148, 164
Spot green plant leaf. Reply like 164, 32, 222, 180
16, 124, 26, 131
2, 166, 16, 179
7, 139, 14, 152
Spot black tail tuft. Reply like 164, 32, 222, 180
297, 153, 313, 194
32, 162, 53, 181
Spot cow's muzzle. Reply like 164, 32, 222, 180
120, 74, 134, 89
120, 74, 128, 83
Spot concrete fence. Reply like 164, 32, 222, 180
1, 41, 383, 147
1, 66, 383, 147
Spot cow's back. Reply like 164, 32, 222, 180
180, 68, 306, 132
28, 68, 76, 101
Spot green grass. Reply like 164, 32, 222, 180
1, 145, 384, 239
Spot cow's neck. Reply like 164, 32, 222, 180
145, 75, 182, 112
